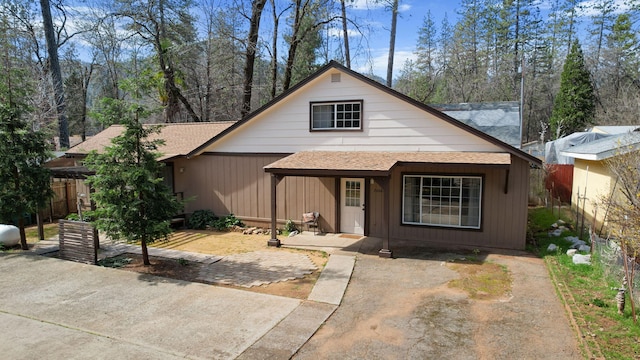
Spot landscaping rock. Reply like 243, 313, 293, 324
549, 229, 563, 237
0, 224, 20, 247
566, 249, 577, 256
547, 244, 558, 252
572, 254, 591, 265
578, 245, 591, 253
243, 227, 257, 235
565, 236, 587, 249
288, 230, 299, 237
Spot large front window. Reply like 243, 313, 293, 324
403, 175, 482, 229
311, 101, 362, 130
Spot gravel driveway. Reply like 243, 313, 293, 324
294, 246, 582, 359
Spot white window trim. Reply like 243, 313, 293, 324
402, 175, 483, 229
310, 100, 363, 131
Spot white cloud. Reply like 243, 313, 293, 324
535, 0, 629, 16
326, 26, 362, 38
575, 0, 629, 17
347, 0, 412, 12
354, 47, 416, 79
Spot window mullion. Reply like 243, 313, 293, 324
457, 179, 462, 227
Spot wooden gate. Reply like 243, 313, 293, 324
49, 180, 77, 219
58, 220, 98, 265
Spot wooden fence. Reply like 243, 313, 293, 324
545, 164, 574, 203
44, 180, 77, 220
58, 220, 98, 265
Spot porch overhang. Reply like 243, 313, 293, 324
49, 166, 95, 179
263, 151, 512, 177
264, 151, 512, 257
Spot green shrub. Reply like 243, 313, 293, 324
284, 219, 298, 233
65, 213, 93, 222
188, 209, 218, 229
65, 213, 80, 221
212, 214, 244, 231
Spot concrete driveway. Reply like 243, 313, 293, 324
1, 235, 582, 359
293, 243, 582, 359
0, 253, 303, 359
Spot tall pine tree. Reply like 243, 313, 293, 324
85, 101, 183, 265
549, 40, 595, 139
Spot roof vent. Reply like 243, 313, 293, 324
331, 73, 341, 83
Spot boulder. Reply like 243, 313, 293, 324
573, 254, 591, 265
565, 236, 586, 248
547, 243, 558, 252
578, 244, 591, 253
0, 225, 20, 247
566, 249, 577, 256
549, 229, 563, 237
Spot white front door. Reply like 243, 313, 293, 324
341, 178, 365, 235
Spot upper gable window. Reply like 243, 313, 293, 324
310, 100, 362, 131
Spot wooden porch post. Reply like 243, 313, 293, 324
378, 177, 392, 258
268, 173, 282, 247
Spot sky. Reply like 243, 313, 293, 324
58, 0, 455, 80
331, 0, 459, 78
57, 0, 632, 80
341, 0, 630, 79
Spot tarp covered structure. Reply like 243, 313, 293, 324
545, 132, 610, 165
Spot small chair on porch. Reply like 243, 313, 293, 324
302, 212, 320, 235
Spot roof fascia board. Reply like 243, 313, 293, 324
559, 151, 600, 161
264, 168, 390, 177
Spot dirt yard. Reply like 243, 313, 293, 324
99, 230, 328, 299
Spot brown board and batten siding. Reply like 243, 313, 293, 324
173, 153, 337, 231
367, 155, 530, 250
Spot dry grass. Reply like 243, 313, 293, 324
447, 260, 512, 300
150, 229, 272, 255
138, 229, 328, 299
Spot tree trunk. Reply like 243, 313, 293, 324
81, 64, 94, 141
341, 0, 350, 68
283, 0, 303, 91
18, 217, 27, 251
269, 0, 279, 99
40, 0, 69, 149
386, 0, 398, 87
141, 237, 150, 266
242, 0, 267, 117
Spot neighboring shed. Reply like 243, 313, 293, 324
544, 132, 610, 202
560, 132, 640, 231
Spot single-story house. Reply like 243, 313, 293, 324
65, 61, 541, 256
560, 131, 640, 232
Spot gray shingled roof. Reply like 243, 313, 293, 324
430, 102, 521, 148
560, 132, 640, 161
